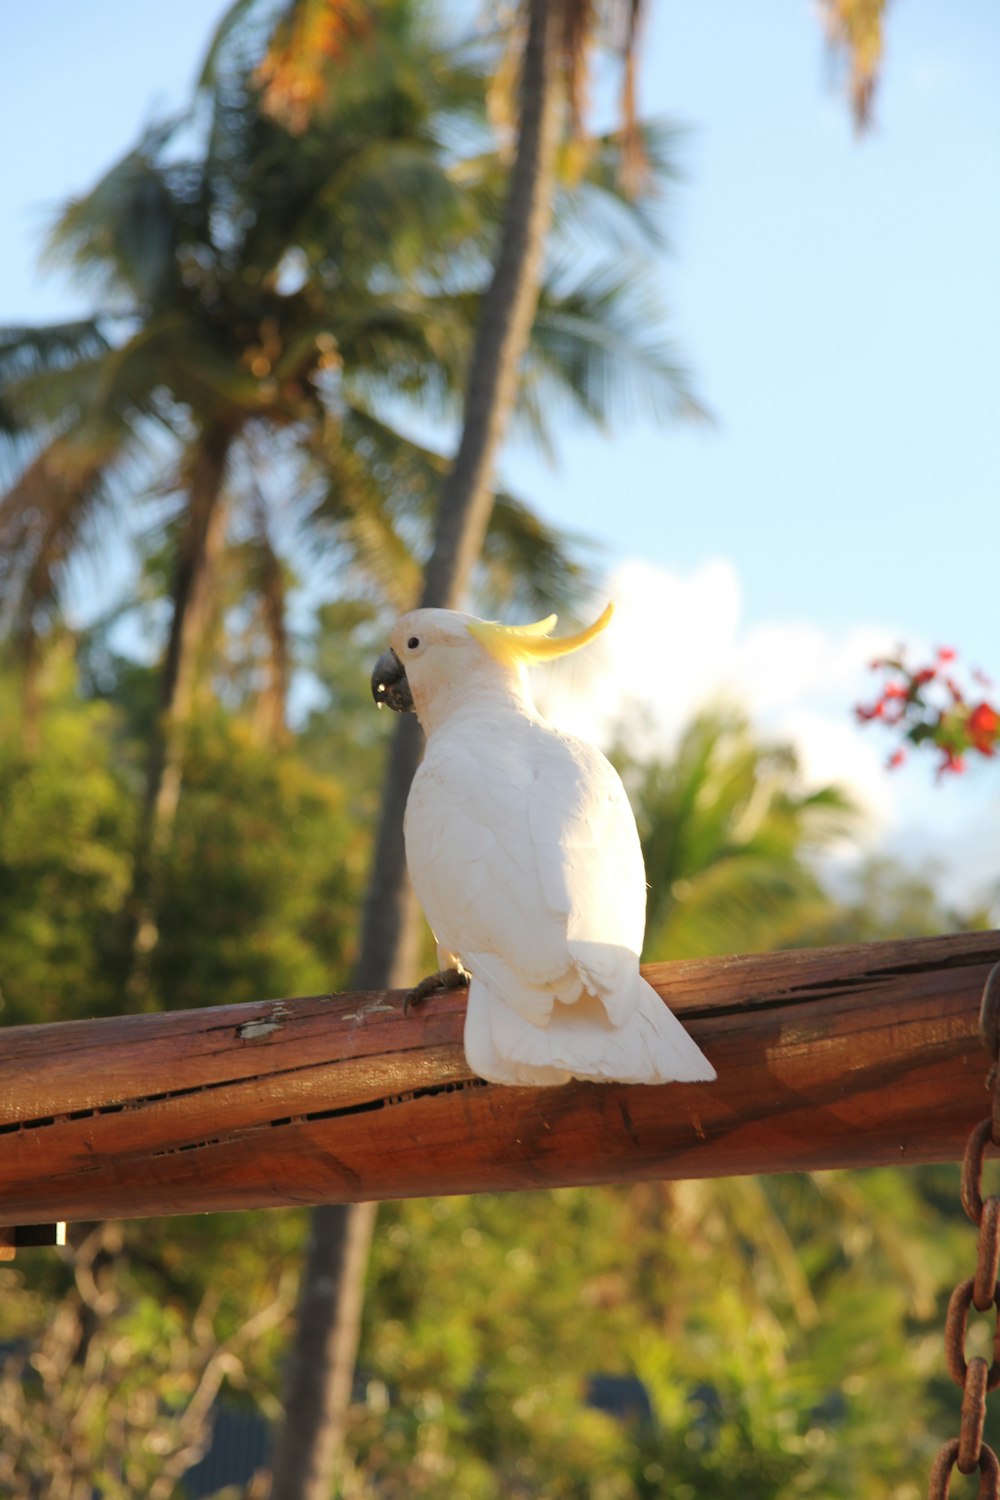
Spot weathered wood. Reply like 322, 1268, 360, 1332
0, 931, 997, 1226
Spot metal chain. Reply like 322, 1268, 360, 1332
930, 963, 1000, 1499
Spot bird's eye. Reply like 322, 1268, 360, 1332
407, 636, 420, 650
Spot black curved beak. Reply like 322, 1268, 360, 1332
371, 648, 415, 713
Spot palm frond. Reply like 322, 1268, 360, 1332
646, 851, 831, 961
217, 477, 294, 740
628, 711, 858, 959
338, 292, 473, 419
43, 125, 185, 306
476, 493, 594, 621
298, 412, 423, 609
524, 259, 708, 431
300, 403, 591, 622
195, 0, 268, 92
0, 322, 114, 452
552, 118, 688, 257
0, 321, 110, 394
313, 140, 478, 273
254, 0, 377, 135
0, 439, 122, 651
0, 351, 125, 440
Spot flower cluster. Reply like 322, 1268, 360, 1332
855, 646, 999, 777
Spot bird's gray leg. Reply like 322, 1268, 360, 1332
404, 964, 471, 1015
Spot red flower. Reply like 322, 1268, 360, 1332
968, 701, 1000, 754
856, 644, 997, 780
969, 701, 999, 735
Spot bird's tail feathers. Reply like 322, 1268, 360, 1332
463, 972, 714, 1087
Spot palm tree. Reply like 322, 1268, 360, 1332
1, 0, 684, 999
620, 710, 857, 960
2, 8, 488, 984
267, 3, 708, 1496
357, 0, 678, 989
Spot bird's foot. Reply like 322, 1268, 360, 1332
404, 965, 470, 1016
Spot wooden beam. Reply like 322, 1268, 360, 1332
0, 931, 997, 1227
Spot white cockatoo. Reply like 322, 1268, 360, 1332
371, 604, 715, 1088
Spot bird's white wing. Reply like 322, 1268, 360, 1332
528, 728, 645, 947
405, 713, 647, 1026
527, 728, 648, 1021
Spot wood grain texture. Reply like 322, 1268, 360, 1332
1, 931, 998, 1226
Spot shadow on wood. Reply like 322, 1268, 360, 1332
1, 931, 997, 1226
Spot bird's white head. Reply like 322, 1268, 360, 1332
371, 604, 614, 735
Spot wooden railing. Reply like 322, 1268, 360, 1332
1, 930, 997, 1227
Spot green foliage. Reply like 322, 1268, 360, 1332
619, 711, 858, 961
0, 645, 133, 1025
346, 1168, 970, 1499
0, 645, 352, 1489
0, 642, 983, 1498
0, 644, 373, 1022
0, 1221, 294, 1500
818, 855, 991, 944
153, 710, 368, 1008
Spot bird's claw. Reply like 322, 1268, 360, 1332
403, 965, 470, 1015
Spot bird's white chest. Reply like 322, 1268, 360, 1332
402, 704, 645, 967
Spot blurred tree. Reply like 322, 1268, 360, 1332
0, 649, 333, 1496
0, 641, 371, 1019
818, 855, 993, 945
621, 711, 856, 961
354, 0, 692, 1027
1, 0, 679, 1002
0, 641, 133, 1027
265, 1, 708, 1493
333, 1162, 967, 1499
0, 1221, 293, 1500
153, 708, 369, 1008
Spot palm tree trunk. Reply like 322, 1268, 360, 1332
419, 0, 564, 611
363, 0, 566, 986
125, 427, 231, 1002
268, 2, 566, 1495
268, 1201, 378, 1500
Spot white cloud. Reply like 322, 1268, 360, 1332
534, 557, 745, 751
536, 557, 894, 803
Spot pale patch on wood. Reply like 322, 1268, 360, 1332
342, 998, 397, 1023
237, 1001, 291, 1041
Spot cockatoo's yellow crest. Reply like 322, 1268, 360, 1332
467, 602, 613, 669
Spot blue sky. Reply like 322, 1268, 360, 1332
506, 0, 1000, 642
2, 0, 998, 910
